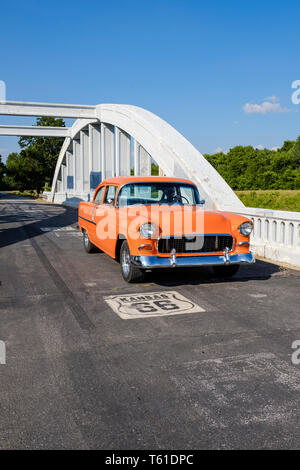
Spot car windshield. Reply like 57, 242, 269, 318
117, 182, 200, 207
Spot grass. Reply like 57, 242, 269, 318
235, 190, 300, 212
5, 190, 39, 199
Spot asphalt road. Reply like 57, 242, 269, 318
1, 193, 300, 449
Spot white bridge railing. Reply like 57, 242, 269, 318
234, 207, 300, 268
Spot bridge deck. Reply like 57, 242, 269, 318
0, 193, 300, 449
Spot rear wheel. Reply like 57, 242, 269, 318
212, 264, 240, 278
82, 229, 97, 253
120, 241, 145, 283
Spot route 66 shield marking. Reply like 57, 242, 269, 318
104, 291, 205, 319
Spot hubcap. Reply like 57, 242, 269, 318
84, 231, 89, 248
121, 245, 130, 276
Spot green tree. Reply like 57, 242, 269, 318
290, 136, 300, 166
205, 136, 300, 191
151, 162, 159, 175
5, 149, 44, 191
4, 117, 65, 192
18, 116, 65, 186
281, 140, 295, 152
0, 155, 5, 188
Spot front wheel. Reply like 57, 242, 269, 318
212, 264, 240, 278
120, 241, 145, 283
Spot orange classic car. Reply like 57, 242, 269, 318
78, 176, 254, 282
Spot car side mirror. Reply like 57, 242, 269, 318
200, 199, 205, 205
107, 198, 114, 205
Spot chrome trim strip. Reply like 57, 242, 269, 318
130, 252, 255, 269
78, 215, 96, 225
158, 233, 232, 239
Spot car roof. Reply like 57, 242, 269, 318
99, 176, 196, 186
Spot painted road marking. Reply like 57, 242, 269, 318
104, 291, 205, 319
248, 293, 267, 298
24, 214, 47, 219
40, 227, 78, 232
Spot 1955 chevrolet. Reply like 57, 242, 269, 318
78, 176, 255, 282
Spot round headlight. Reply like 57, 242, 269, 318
139, 222, 156, 239
239, 221, 253, 236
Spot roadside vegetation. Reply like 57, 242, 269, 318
235, 190, 300, 212
205, 136, 300, 190
4, 190, 39, 199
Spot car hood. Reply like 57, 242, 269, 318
119, 205, 233, 236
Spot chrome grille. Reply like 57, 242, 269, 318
157, 235, 234, 254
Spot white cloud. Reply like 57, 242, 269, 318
243, 101, 291, 114
254, 144, 264, 150
263, 95, 279, 102
233, 120, 239, 125
214, 147, 224, 153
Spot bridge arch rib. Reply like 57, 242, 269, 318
51, 104, 244, 210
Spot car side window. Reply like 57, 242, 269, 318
180, 186, 196, 204
103, 185, 117, 205
94, 186, 105, 204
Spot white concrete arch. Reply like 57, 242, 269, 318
51, 104, 244, 210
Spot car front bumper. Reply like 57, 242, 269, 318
130, 252, 255, 269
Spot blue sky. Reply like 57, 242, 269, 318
0, 0, 299, 161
